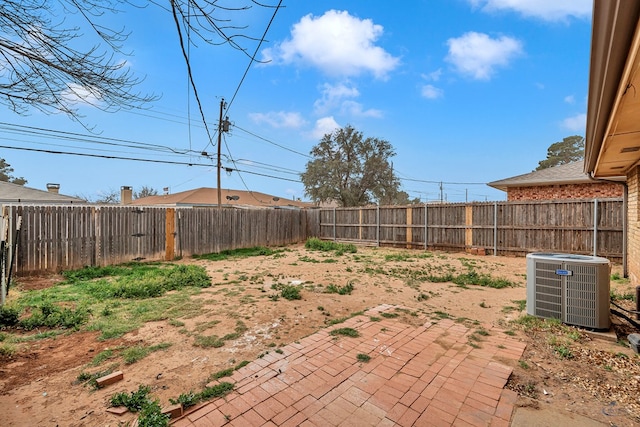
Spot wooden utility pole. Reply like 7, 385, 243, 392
217, 98, 224, 209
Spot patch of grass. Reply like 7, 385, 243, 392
369, 316, 381, 322
610, 289, 635, 301
90, 349, 116, 366
380, 312, 399, 319
195, 321, 247, 349
272, 283, 302, 300
0, 342, 16, 357
513, 300, 527, 311
122, 343, 171, 365
326, 317, 349, 325
325, 282, 354, 295
433, 311, 450, 319
476, 328, 490, 336
553, 345, 573, 359
110, 384, 153, 412
518, 360, 530, 369
19, 301, 90, 330
330, 327, 360, 338
193, 246, 284, 261
305, 237, 357, 255
356, 353, 371, 362
194, 335, 225, 348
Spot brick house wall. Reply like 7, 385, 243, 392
627, 166, 639, 284
507, 182, 623, 201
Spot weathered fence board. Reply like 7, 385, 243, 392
317, 198, 624, 260
3, 204, 311, 275
1, 197, 624, 276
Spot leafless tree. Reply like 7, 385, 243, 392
0, 0, 275, 125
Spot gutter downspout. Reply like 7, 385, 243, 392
587, 172, 628, 277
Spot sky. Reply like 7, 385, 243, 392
1, 0, 594, 204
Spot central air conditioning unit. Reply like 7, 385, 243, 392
526, 253, 611, 331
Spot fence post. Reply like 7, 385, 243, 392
376, 205, 380, 247
493, 202, 498, 256
333, 208, 336, 241
359, 208, 363, 241
465, 204, 473, 251
166, 208, 175, 261
424, 204, 428, 250
593, 199, 599, 256
406, 207, 412, 249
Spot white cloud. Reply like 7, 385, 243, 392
422, 69, 443, 82
564, 95, 575, 104
248, 111, 307, 129
262, 10, 400, 79
313, 82, 381, 118
468, 0, 591, 21
562, 113, 586, 132
314, 82, 360, 114
310, 116, 340, 139
446, 32, 523, 80
340, 100, 383, 118
421, 84, 444, 99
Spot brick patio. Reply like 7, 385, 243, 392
171, 305, 526, 427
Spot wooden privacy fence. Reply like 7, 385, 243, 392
1, 204, 320, 276
318, 198, 624, 260
0, 198, 624, 277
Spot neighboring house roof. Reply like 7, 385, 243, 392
130, 187, 312, 209
0, 181, 83, 204
487, 162, 621, 192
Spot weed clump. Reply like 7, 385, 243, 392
305, 238, 357, 255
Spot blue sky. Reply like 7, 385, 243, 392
2, 0, 593, 203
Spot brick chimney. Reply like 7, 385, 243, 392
121, 186, 133, 205
46, 183, 60, 194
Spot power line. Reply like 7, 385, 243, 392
233, 124, 311, 158
1, 145, 213, 167
226, 0, 283, 113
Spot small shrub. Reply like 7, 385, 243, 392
279, 285, 301, 300
110, 384, 152, 412
19, 302, 89, 330
0, 306, 20, 327
325, 282, 354, 295
137, 400, 169, 427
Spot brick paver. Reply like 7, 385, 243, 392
171, 305, 526, 426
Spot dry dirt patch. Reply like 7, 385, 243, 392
0, 244, 638, 426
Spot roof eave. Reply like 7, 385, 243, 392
585, 0, 640, 174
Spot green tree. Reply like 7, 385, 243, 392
536, 135, 584, 170
134, 186, 159, 200
301, 126, 401, 207
0, 158, 27, 185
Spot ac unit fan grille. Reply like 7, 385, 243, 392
565, 264, 598, 328
534, 261, 562, 319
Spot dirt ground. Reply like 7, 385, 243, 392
0, 244, 639, 426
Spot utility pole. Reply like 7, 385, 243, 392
439, 181, 443, 203
217, 98, 227, 209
